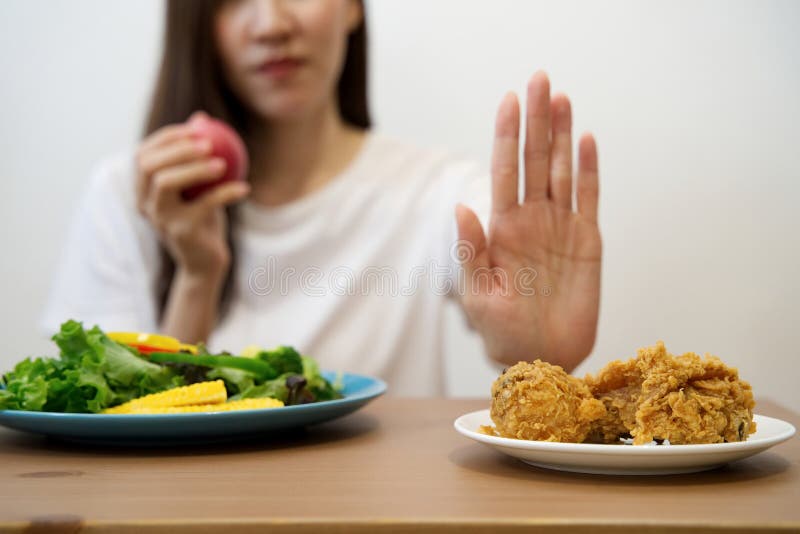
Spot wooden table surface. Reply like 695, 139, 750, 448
0, 398, 797, 534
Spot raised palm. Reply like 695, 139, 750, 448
456, 71, 602, 371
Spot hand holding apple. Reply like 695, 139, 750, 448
181, 113, 249, 200
134, 112, 251, 279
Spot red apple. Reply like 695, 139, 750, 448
181, 114, 249, 201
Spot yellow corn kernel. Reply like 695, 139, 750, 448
125, 397, 284, 414
103, 380, 227, 414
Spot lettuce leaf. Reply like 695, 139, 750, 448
206, 367, 255, 397
0, 320, 181, 413
231, 377, 289, 403
0, 358, 53, 411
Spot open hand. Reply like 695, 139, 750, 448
456, 71, 601, 371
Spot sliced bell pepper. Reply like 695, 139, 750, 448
107, 332, 197, 355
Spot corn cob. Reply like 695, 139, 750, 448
103, 380, 227, 414
119, 397, 284, 414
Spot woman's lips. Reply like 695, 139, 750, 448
257, 58, 304, 80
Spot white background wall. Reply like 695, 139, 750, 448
1, 0, 798, 409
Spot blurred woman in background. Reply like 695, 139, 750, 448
44, 0, 602, 395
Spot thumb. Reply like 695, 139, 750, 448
454, 203, 489, 280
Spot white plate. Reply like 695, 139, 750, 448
454, 410, 796, 475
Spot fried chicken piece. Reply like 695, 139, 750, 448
583, 357, 642, 443
585, 342, 756, 445
490, 360, 606, 442
633, 342, 756, 444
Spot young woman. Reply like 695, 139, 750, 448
44, 0, 601, 396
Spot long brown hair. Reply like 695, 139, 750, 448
144, 0, 370, 321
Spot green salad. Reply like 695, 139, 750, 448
0, 320, 342, 413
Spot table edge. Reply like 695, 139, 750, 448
2, 517, 799, 533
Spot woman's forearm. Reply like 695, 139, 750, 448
160, 267, 226, 344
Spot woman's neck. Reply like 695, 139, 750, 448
245, 100, 366, 207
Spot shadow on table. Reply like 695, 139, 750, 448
0, 412, 380, 457
448, 443, 791, 486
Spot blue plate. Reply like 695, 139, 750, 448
0, 372, 386, 445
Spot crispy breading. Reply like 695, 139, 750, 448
632, 342, 756, 444
490, 360, 606, 442
583, 357, 641, 443
585, 342, 756, 445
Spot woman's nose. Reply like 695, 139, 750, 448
248, 0, 294, 42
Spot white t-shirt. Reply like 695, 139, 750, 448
42, 132, 490, 396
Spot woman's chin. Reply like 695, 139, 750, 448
250, 93, 327, 124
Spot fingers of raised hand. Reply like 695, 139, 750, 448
549, 93, 573, 210
576, 133, 599, 223
491, 92, 521, 215
455, 203, 489, 283
523, 71, 551, 203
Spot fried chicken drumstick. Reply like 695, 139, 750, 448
489, 360, 606, 442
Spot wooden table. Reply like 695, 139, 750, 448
0, 399, 797, 533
